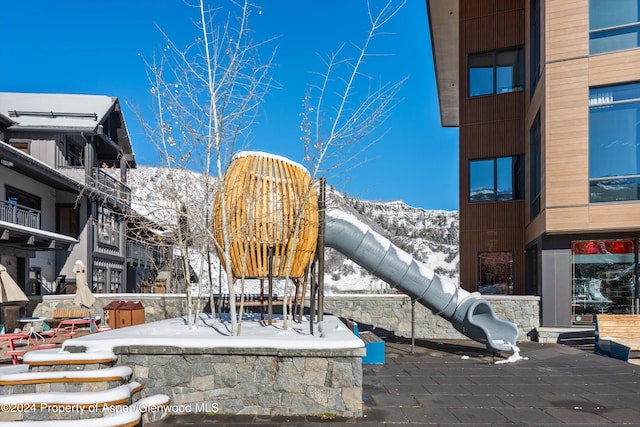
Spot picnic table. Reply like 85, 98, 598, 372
0, 332, 56, 365
47, 318, 100, 342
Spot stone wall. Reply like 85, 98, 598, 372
111, 347, 363, 417
320, 294, 540, 342
30, 293, 540, 342
30, 294, 188, 324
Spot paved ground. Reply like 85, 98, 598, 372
147, 338, 640, 426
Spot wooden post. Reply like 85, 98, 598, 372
268, 246, 274, 325
318, 178, 326, 321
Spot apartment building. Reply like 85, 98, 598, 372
427, 0, 640, 327
0, 92, 165, 295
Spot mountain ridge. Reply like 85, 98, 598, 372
127, 166, 459, 294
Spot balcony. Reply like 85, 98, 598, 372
0, 200, 77, 250
93, 168, 131, 208
0, 200, 40, 228
127, 241, 164, 267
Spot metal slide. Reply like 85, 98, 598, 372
324, 209, 519, 353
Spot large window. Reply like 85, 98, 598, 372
468, 47, 524, 97
589, 83, 640, 202
478, 252, 514, 295
6, 186, 40, 211
97, 205, 120, 247
572, 239, 636, 325
59, 137, 83, 167
590, 0, 640, 54
469, 156, 524, 202
530, 112, 541, 218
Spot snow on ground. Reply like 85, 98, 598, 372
58, 314, 363, 354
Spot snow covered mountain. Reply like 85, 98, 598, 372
126, 166, 459, 294
323, 186, 459, 293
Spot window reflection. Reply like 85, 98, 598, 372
589, 0, 640, 54
589, 82, 640, 202
478, 252, 514, 295
469, 156, 524, 202
571, 239, 636, 325
468, 47, 524, 97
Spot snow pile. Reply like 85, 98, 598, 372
494, 344, 529, 364
59, 314, 363, 354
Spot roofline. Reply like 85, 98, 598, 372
426, 0, 460, 127
0, 112, 16, 127
4, 126, 97, 133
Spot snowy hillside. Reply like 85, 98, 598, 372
126, 166, 459, 294
323, 187, 459, 293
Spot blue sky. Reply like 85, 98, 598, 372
0, 1, 459, 211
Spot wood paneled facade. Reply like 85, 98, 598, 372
429, 0, 640, 327
458, 0, 527, 294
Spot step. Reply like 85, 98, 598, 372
132, 394, 171, 424
0, 393, 169, 426
0, 409, 141, 427
0, 381, 143, 409
23, 349, 117, 367
0, 366, 133, 386
130, 393, 170, 413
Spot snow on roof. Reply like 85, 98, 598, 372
0, 220, 79, 244
0, 92, 116, 130
59, 314, 363, 354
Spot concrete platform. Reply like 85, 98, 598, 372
147, 338, 640, 426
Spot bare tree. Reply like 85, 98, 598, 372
130, 0, 404, 334
133, 0, 276, 333
281, 0, 408, 329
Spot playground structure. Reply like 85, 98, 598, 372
212, 151, 519, 353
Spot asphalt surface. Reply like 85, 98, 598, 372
147, 338, 640, 426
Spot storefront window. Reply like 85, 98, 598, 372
478, 252, 514, 294
571, 239, 636, 324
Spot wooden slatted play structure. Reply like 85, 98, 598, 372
212, 151, 319, 281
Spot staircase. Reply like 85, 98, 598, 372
0, 348, 170, 426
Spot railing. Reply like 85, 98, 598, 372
0, 200, 40, 228
127, 242, 155, 264
93, 168, 131, 206
127, 242, 165, 268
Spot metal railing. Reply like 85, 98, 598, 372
0, 200, 40, 228
127, 241, 166, 267
92, 168, 131, 206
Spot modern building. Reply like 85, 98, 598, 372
0, 92, 166, 296
427, 0, 640, 327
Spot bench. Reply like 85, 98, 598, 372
595, 314, 640, 362
52, 309, 90, 320
345, 319, 385, 365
